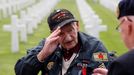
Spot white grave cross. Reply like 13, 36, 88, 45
85, 25, 107, 38
3, 15, 20, 53
3, 15, 27, 53
76, 0, 107, 38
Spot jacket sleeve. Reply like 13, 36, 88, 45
108, 61, 127, 75
94, 41, 107, 52
93, 41, 112, 68
14, 39, 46, 75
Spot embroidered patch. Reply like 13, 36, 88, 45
98, 63, 106, 68
47, 62, 54, 70
93, 52, 108, 61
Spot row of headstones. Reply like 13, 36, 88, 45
76, 0, 107, 38
3, 0, 60, 53
0, 0, 36, 19
99, 0, 120, 12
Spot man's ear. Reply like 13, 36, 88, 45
128, 24, 133, 35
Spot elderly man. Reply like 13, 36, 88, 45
15, 9, 110, 75
93, 0, 134, 75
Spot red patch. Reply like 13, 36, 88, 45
98, 53, 103, 59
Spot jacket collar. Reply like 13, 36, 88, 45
55, 32, 98, 59
78, 32, 92, 52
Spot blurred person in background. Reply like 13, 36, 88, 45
92, 0, 134, 75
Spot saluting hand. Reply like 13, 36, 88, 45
37, 27, 61, 62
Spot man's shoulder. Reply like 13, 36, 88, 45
79, 32, 107, 54
79, 32, 100, 43
116, 50, 134, 61
27, 39, 46, 54
109, 50, 134, 74
113, 50, 134, 67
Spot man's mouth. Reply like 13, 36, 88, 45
65, 41, 73, 44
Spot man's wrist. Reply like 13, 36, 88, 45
37, 51, 48, 62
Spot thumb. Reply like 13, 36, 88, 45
93, 68, 108, 75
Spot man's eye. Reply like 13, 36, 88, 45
60, 33, 64, 36
68, 29, 73, 32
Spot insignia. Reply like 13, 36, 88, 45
98, 63, 106, 68
47, 62, 54, 70
77, 62, 88, 75
93, 52, 108, 61
52, 11, 66, 20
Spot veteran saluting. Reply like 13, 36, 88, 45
15, 9, 111, 75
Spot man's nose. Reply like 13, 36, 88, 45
64, 34, 72, 41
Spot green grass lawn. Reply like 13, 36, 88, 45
0, 0, 127, 75
86, 0, 127, 54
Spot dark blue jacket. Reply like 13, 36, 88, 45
15, 32, 111, 75
108, 49, 134, 75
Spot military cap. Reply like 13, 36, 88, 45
47, 9, 78, 31
117, 0, 134, 19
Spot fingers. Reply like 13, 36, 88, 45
46, 26, 61, 43
93, 68, 108, 75
49, 36, 60, 43
92, 73, 102, 75
50, 26, 61, 38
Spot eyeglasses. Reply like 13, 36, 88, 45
116, 17, 133, 32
